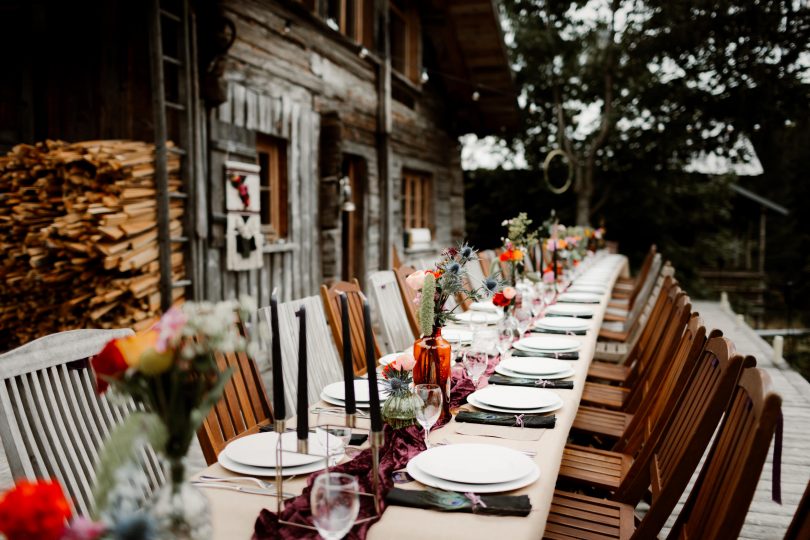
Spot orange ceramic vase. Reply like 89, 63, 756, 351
412, 326, 452, 422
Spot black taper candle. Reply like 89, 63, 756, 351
539, 239, 545, 272
552, 240, 558, 282
362, 299, 383, 432
339, 293, 356, 415
269, 292, 285, 421
296, 306, 308, 443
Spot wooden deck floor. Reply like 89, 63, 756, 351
661, 300, 810, 539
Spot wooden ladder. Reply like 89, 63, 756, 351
148, 0, 195, 310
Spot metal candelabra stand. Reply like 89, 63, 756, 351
273, 413, 383, 531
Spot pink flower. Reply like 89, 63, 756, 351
154, 307, 187, 353
502, 286, 517, 300
405, 270, 429, 291
543, 271, 555, 283
62, 517, 106, 540
392, 352, 416, 371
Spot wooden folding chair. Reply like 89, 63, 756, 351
545, 367, 780, 540
394, 264, 420, 337
367, 270, 417, 353
573, 314, 709, 442
785, 480, 810, 540
197, 323, 273, 465
603, 254, 662, 323
0, 329, 166, 517
321, 280, 382, 375
581, 282, 687, 410
612, 244, 656, 299
558, 336, 753, 497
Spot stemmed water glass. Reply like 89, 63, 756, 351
310, 472, 360, 540
414, 384, 443, 449
496, 317, 519, 360
514, 304, 533, 336
315, 412, 352, 466
462, 350, 488, 388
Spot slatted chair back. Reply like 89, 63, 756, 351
478, 250, 498, 278
623, 291, 692, 412
197, 322, 273, 465
259, 295, 344, 414
784, 480, 810, 540
0, 329, 166, 517
615, 314, 709, 455
465, 258, 487, 290
367, 270, 416, 353
620, 254, 663, 331
321, 280, 382, 375
626, 245, 657, 308
664, 368, 782, 540
617, 337, 755, 534
394, 264, 420, 337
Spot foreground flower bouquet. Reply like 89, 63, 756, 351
91, 298, 254, 539
380, 353, 421, 429
406, 244, 501, 421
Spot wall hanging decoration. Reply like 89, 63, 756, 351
224, 161, 263, 270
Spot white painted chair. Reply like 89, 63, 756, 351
0, 329, 166, 516
259, 296, 345, 415
367, 271, 416, 354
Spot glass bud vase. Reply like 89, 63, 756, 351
382, 389, 422, 429
412, 327, 451, 422
151, 457, 212, 540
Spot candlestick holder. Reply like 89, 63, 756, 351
273, 415, 384, 531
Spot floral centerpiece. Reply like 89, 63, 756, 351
379, 352, 421, 429
499, 213, 539, 285
91, 298, 254, 539
405, 244, 501, 420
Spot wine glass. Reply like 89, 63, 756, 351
310, 472, 360, 540
514, 304, 533, 336
496, 317, 519, 359
315, 413, 352, 466
414, 384, 443, 449
462, 350, 488, 388
543, 283, 557, 307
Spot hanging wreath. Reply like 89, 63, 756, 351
543, 149, 573, 195
228, 173, 251, 209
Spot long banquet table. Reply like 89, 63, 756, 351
197, 253, 628, 539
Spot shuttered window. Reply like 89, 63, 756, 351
256, 134, 288, 240
390, 0, 421, 83
401, 170, 433, 232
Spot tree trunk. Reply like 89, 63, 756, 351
574, 163, 592, 226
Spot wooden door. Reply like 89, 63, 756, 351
342, 156, 366, 284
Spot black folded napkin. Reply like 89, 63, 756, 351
455, 410, 556, 429
529, 328, 587, 336
386, 487, 532, 517
545, 313, 592, 319
488, 374, 573, 389
510, 350, 579, 360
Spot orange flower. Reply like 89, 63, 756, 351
0, 479, 72, 540
91, 330, 158, 392
511, 249, 523, 262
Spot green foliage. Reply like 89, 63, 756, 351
418, 273, 436, 336
93, 412, 167, 517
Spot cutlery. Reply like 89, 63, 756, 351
194, 475, 296, 498
310, 407, 370, 418
191, 481, 283, 497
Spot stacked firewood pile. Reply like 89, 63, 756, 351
0, 140, 185, 350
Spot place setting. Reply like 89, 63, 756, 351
545, 303, 595, 318
490, 356, 575, 389
320, 379, 389, 409
530, 316, 591, 335
556, 291, 603, 304
454, 309, 504, 325
510, 335, 581, 359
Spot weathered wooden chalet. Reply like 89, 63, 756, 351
0, 0, 517, 310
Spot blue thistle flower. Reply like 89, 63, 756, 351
110, 513, 157, 540
460, 245, 473, 259
446, 262, 461, 274
484, 278, 498, 292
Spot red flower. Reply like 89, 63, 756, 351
492, 292, 511, 307
499, 250, 512, 262
0, 479, 72, 540
90, 339, 129, 393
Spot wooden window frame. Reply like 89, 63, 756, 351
389, 0, 421, 83
319, 0, 372, 46
401, 169, 433, 234
256, 134, 289, 241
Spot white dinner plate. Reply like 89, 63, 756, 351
469, 301, 501, 314
557, 292, 602, 304
322, 380, 385, 403
545, 304, 594, 317
533, 317, 591, 332
515, 336, 581, 351
567, 284, 607, 294
407, 452, 540, 493
454, 311, 503, 325
413, 443, 536, 484
217, 450, 338, 478
494, 364, 575, 380
512, 341, 580, 355
442, 328, 474, 344
499, 357, 572, 376
466, 393, 563, 414
469, 385, 560, 410
319, 391, 372, 409
223, 431, 341, 468
379, 350, 412, 367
